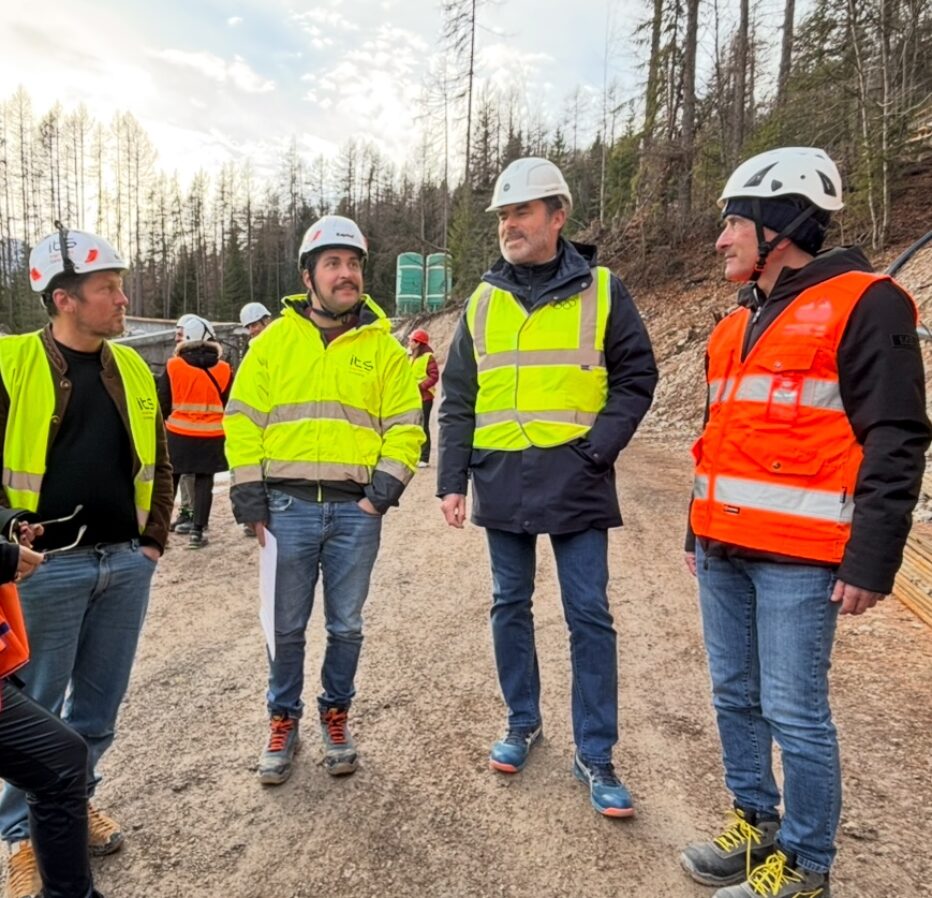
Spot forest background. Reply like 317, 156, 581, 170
1, 0, 930, 333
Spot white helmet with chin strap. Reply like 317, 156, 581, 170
298, 216, 368, 271
720, 147, 843, 284
486, 157, 573, 213
180, 315, 216, 344
719, 147, 844, 211
239, 302, 272, 327
29, 221, 126, 294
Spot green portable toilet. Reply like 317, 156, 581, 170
396, 252, 424, 316
426, 253, 452, 311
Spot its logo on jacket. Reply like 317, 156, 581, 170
350, 354, 374, 372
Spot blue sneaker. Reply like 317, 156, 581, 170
489, 724, 542, 773
573, 752, 636, 817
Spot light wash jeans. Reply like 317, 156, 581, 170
265, 492, 382, 718
485, 527, 618, 764
695, 542, 841, 873
0, 540, 155, 844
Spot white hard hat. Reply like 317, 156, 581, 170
239, 302, 272, 327
29, 224, 126, 293
719, 147, 844, 212
175, 313, 198, 328
298, 216, 368, 268
180, 315, 216, 343
486, 157, 573, 213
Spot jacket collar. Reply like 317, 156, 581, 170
482, 238, 598, 305
39, 323, 115, 376
281, 293, 389, 332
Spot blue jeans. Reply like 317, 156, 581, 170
266, 492, 382, 718
695, 542, 841, 873
0, 540, 155, 844
485, 527, 617, 763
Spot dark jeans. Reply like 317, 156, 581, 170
0, 680, 97, 898
172, 473, 214, 530
421, 399, 433, 462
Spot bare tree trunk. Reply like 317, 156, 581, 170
776, 0, 796, 108
732, 0, 749, 163
678, 0, 700, 231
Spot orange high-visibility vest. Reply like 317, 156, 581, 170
165, 357, 232, 438
0, 582, 29, 681
690, 271, 916, 564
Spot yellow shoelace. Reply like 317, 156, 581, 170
713, 810, 766, 879
746, 850, 825, 897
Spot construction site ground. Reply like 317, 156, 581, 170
85, 433, 931, 898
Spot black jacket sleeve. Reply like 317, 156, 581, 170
578, 275, 658, 468
0, 542, 18, 584
436, 312, 478, 497
837, 281, 931, 593
157, 369, 173, 421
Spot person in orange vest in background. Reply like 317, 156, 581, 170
407, 329, 439, 467
0, 518, 105, 898
170, 314, 199, 536
680, 147, 931, 898
158, 315, 232, 549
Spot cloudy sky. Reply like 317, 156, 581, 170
1, 0, 642, 182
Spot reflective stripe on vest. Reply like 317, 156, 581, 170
0, 334, 159, 531
691, 271, 916, 564
165, 356, 231, 438
465, 266, 610, 450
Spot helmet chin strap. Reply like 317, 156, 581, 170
747, 198, 819, 284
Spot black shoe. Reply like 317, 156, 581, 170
187, 529, 208, 549
170, 507, 193, 532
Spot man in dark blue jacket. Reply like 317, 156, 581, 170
437, 157, 657, 816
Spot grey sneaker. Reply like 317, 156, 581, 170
712, 849, 829, 898
319, 708, 358, 776
257, 714, 299, 785
681, 808, 780, 886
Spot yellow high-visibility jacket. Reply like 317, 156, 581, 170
224, 296, 424, 511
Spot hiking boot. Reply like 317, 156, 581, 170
572, 751, 635, 818
187, 528, 208, 549
319, 708, 358, 776
711, 849, 830, 898
258, 714, 299, 785
489, 724, 542, 773
170, 507, 193, 533
88, 803, 124, 856
4, 840, 40, 898
681, 807, 780, 886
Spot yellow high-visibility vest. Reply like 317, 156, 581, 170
0, 333, 158, 531
224, 296, 424, 488
411, 351, 435, 398
465, 266, 611, 450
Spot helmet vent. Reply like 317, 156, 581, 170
770, 179, 783, 191
818, 172, 837, 196
743, 162, 777, 187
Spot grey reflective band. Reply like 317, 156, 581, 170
268, 400, 379, 432
710, 375, 843, 412
469, 284, 496, 357
475, 409, 598, 428
225, 400, 268, 429
375, 457, 414, 485
712, 475, 854, 523
137, 464, 156, 483
264, 460, 371, 483
478, 348, 605, 373
172, 402, 225, 413
2, 469, 42, 493
381, 410, 423, 430
230, 464, 264, 485
693, 475, 709, 499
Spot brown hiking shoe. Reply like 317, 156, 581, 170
4, 841, 40, 898
87, 803, 124, 856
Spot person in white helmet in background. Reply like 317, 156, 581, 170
680, 147, 930, 898
438, 158, 657, 818
157, 315, 231, 550
224, 215, 423, 786
170, 313, 199, 535
236, 302, 273, 341
0, 223, 173, 897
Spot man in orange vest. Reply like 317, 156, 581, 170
680, 148, 931, 898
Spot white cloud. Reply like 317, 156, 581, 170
227, 16, 243, 26
152, 50, 275, 94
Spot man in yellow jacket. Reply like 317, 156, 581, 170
225, 215, 423, 786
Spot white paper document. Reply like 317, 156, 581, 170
258, 528, 278, 660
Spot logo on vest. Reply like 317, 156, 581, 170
135, 396, 156, 416
552, 297, 578, 311
350, 354, 374, 373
